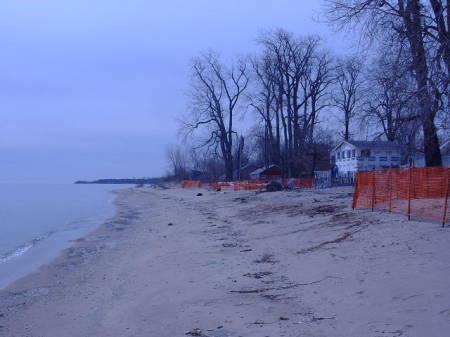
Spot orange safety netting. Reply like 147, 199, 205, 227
215, 181, 234, 189
180, 180, 204, 188
206, 181, 234, 190
352, 166, 450, 225
233, 180, 269, 191
181, 178, 314, 190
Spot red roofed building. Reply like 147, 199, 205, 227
249, 165, 282, 180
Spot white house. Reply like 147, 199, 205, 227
331, 140, 402, 177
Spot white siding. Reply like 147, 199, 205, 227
331, 142, 401, 176
333, 143, 358, 175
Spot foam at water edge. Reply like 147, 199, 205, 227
0, 233, 52, 264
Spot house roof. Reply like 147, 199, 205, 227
237, 163, 259, 173
332, 140, 400, 152
217, 163, 261, 181
233, 163, 260, 179
440, 140, 450, 155
250, 164, 281, 176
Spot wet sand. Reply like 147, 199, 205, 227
1, 185, 450, 337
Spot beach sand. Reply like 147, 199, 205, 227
1, 185, 450, 337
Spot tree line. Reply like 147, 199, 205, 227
167, 0, 449, 181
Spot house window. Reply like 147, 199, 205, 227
352, 149, 355, 158
367, 150, 371, 157
347, 150, 351, 158
342, 151, 345, 159
337, 152, 340, 160
391, 156, 400, 161
369, 156, 376, 161
380, 156, 387, 161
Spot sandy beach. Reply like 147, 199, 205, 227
1, 185, 450, 337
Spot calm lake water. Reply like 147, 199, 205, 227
0, 183, 122, 289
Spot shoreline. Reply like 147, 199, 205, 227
0, 184, 120, 290
0, 189, 120, 291
1, 186, 450, 337
0, 187, 132, 289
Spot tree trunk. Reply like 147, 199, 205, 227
281, 111, 289, 177
344, 111, 350, 141
423, 113, 442, 166
400, 0, 442, 166
274, 92, 282, 166
225, 150, 233, 181
285, 97, 294, 176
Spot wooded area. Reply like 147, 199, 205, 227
168, 0, 449, 181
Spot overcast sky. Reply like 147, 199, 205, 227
1, 0, 357, 183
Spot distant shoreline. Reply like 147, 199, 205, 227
74, 178, 162, 185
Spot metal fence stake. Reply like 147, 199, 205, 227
388, 168, 393, 213
371, 169, 376, 212
407, 164, 413, 221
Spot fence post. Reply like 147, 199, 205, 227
388, 168, 393, 213
371, 169, 376, 212
442, 167, 450, 227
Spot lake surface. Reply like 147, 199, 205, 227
0, 183, 122, 289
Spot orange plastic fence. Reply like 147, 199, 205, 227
352, 166, 450, 225
283, 178, 314, 189
233, 180, 269, 191
180, 180, 203, 188
181, 178, 315, 190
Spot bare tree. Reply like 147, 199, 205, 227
362, 43, 418, 142
303, 51, 334, 146
183, 52, 249, 181
256, 30, 324, 176
428, 0, 450, 76
324, 0, 447, 165
332, 56, 364, 141
234, 134, 246, 180
166, 145, 189, 180
249, 54, 281, 166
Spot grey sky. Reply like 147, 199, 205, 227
1, 0, 355, 183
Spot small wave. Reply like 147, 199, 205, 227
0, 204, 113, 265
0, 233, 53, 264
0, 244, 34, 263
